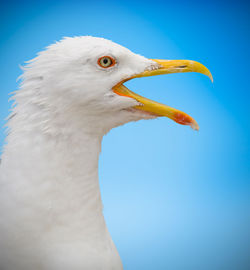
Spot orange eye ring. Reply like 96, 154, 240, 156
97, 56, 116, 68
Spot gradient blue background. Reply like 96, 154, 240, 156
0, 0, 249, 269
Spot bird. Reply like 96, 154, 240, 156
0, 36, 212, 270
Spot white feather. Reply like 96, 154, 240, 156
0, 36, 158, 270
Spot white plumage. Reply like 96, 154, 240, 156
0, 37, 158, 270
0, 36, 211, 270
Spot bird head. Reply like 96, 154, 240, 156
22, 36, 212, 134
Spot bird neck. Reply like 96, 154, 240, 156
3, 100, 109, 237
2, 111, 124, 267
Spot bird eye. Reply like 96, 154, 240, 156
98, 56, 116, 68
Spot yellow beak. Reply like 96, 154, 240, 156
113, 59, 213, 130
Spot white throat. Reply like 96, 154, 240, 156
0, 100, 123, 270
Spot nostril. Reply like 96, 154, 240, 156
176, 65, 187, 68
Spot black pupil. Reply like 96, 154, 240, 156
103, 58, 109, 65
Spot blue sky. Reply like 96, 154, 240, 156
0, 0, 249, 269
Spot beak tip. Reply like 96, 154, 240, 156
190, 121, 199, 131
208, 73, 214, 83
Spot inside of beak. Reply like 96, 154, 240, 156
112, 59, 213, 131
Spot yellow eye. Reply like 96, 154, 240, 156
98, 56, 116, 68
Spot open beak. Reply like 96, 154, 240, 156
112, 59, 213, 131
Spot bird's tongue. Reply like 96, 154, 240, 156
113, 83, 199, 130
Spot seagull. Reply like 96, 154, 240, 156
0, 36, 212, 270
